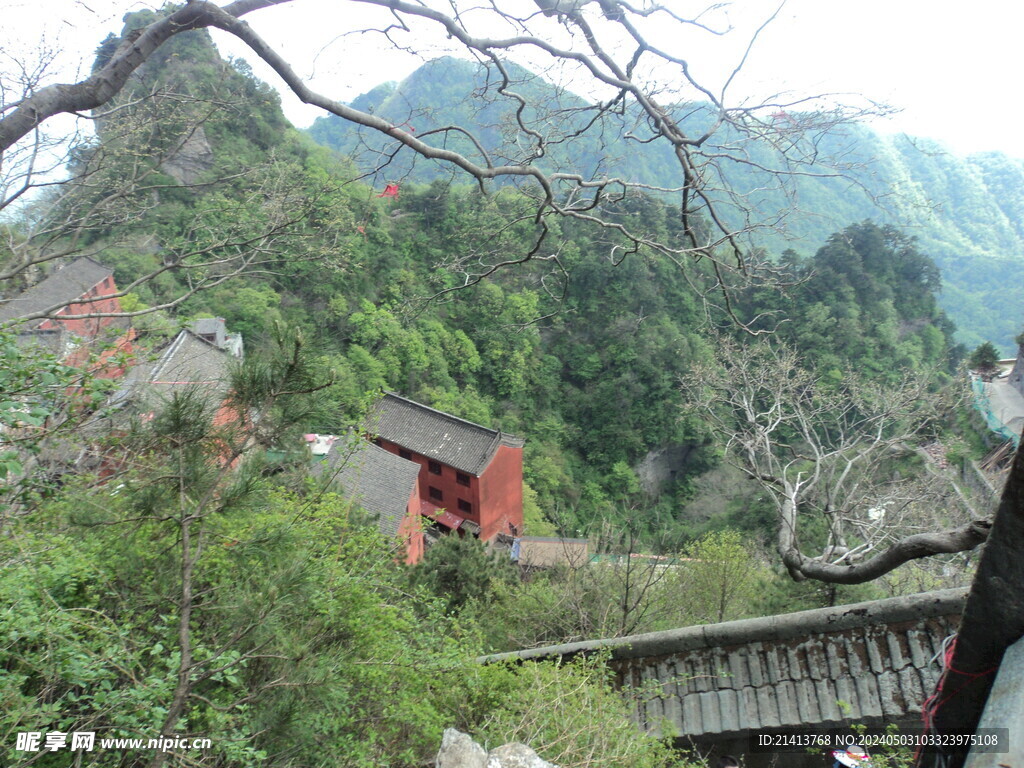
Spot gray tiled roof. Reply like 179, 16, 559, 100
368, 392, 524, 475
114, 329, 232, 408
322, 439, 420, 538
11, 327, 67, 355
485, 588, 966, 739
0, 257, 112, 326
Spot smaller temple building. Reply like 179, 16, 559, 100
368, 392, 524, 543
314, 436, 425, 565
0, 255, 134, 376
108, 318, 242, 421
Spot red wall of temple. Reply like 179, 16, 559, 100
375, 437, 482, 526
375, 436, 522, 542
37, 274, 135, 378
37, 275, 123, 338
477, 444, 523, 541
399, 480, 425, 565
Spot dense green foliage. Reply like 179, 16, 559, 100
2, 487, 457, 765
411, 534, 516, 612
0, 328, 695, 767
310, 57, 1024, 352
0, 429, 690, 767
968, 341, 1001, 372
742, 221, 960, 380
468, 654, 693, 768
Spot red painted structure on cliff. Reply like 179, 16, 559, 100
368, 392, 524, 543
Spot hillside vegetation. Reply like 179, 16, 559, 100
7, 20, 971, 576
310, 56, 1024, 352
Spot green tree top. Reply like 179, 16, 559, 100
969, 341, 1001, 372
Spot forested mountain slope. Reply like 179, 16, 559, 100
0, 12, 988, 767
34, 26, 955, 550
309, 57, 1024, 351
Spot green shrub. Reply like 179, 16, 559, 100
459, 655, 697, 768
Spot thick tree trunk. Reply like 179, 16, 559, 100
782, 519, 991, 584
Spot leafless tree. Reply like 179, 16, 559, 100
497, 526, 677, 645
494, 512, 770, 647
0, 0, 888, 326
686, 337, 991, 584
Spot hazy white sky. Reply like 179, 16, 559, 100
4, 0, 1023, 157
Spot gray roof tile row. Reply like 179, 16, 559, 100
622, 614, 958, 738
320, 439, 420, 538
484, 589, 966, 740
125, 330, 232, 395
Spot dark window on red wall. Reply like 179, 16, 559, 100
428, 486, 443, 501
456, 472, 471, 487
428, 460, 442, 475
458, 499, 472, 514
399, 449, 412, 460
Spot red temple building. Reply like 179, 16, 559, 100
368, 392, 524, 543
0, 256, 134, 377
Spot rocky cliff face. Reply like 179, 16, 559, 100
1008, 343, 1024, 399
635, 443, 700, 496
161, 126, 215, 185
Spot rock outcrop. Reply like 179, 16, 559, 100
161, 126, 214, 185
435, 729, 557, 768
635, 443, 699, 496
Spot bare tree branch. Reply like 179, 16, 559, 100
1, 0, 891, 331
686, 336, 989, 584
